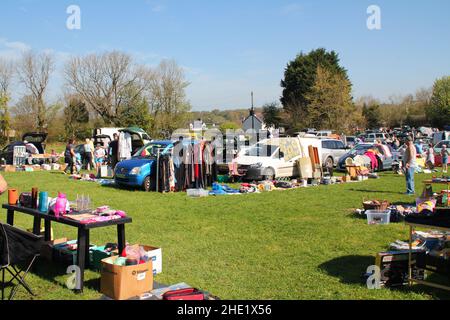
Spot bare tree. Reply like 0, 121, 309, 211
16, 51, 55, 131
149, 59, 191, 131
64, 51, 153, 125
0, 58, 14, 96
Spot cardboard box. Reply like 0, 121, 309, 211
142, 245, 163, 275
1, 165, 16, 172
100, 256, 153, 300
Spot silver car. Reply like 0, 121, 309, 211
321, 139, 350, 169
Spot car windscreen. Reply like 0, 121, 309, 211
245, 144, 278, 157
133, 144, 169, 158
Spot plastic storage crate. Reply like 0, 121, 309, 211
366, 210, 391, 225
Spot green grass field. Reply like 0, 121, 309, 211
1, 169, 450, 300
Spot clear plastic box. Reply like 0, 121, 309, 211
366, 210, 391, 225
187, 189, 209, 198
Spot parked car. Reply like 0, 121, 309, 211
114, 141, 174, 191
0, 132, 48, 165
337, 143, 396, 171
345, 136, 357, 148
365, 132, 390, 143
236, 137, 322, 181
321, 139, 350, 170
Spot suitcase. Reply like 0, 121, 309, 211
162, 288, 205, 300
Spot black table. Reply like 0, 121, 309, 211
2, 204, 132, 292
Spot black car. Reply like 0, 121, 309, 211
0, 133, 48, 165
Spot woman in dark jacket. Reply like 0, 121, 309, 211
64, 139, 76, 174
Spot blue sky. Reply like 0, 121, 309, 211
1, 0, 449, 110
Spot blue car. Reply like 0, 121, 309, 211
114, 141, 174, 191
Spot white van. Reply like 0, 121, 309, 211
236, 137, 322, 180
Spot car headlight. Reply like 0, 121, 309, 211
130, 167, 141, 175
250, 162, 263, 168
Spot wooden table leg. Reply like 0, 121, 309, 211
32, 216, 42, 235
117, 224, 126, 255
6, 209, 14, 226
44, 220, 51, 241
76, 228, 87, 293
85, 230, 90, 268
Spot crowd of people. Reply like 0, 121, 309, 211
63, 133, 120, 176
355, 127, 449, 196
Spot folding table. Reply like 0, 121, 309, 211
1, 204, 132, 293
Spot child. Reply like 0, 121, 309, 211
94, 144, 106, 171
441, 145, 449, 173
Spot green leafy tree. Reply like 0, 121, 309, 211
262, 102, 283, 129
64, 97, 91, 140
305, 66, 355, 132
427, 76, 450, 128
280, 48, 349, 130
362, 103, 381, 129
219, 121, 240, 132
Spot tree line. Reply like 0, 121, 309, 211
0, 51, 191, 144
262, 48, 450, 134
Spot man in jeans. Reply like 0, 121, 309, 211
404, 137, 417, 195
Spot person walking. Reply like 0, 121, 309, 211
64, 139, 76, 175
441, 144, 449, 173
83, 138, 94, 171
404, 137, 417, 195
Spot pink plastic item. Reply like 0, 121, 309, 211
54, 192, 67, 217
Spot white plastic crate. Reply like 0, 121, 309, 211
366, 210, 391, 225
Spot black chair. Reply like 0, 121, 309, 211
0, 223, 43, 300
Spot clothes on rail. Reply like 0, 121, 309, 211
158, 141, 218, 192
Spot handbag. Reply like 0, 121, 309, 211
162, 288, 205, 300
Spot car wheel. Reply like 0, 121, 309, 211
325, 157, 334, 170
143, 176, 152, 192
263, 168, 275, 181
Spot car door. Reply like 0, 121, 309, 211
332, 141, 348, 165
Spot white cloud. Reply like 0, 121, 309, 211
0, 38, 31, 60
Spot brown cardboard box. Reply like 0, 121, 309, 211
1, 165, 16, 172
40, 237, 68, 261
100, 256, 153, 300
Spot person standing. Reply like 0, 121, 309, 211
83, 138, 94, 171
109, 133, 119, 170
64, 139, 76, 175
441, 144, 449, 173
404, 137, 417, 195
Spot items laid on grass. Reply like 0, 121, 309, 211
366, 181, 450, 290
0, 163, 65, 173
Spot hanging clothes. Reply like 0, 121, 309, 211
118, 132, 132, 160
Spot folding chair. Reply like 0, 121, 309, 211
0, 223, 43, 300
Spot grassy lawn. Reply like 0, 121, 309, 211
1, 169, 450, 300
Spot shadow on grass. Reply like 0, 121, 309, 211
31, 258, 101, 293
348, 189, 404, 195
318, 255, 374, 286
